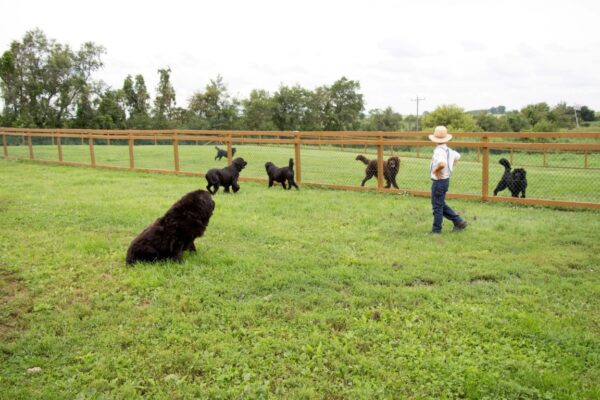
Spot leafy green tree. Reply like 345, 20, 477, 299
169, 107, 194, 128
153, 67, 176, 128
578, 106, 596, 122
532, 119, 556, 132
188, 75, 239, 129
122, 74, 151, 128
95, 89, 125, 129
489, 105, 506, 114
475, 113, 512, 132
71, 83, 98, 128
548, 102, 574, 129
241, 89, 277, 130
319, 77, 364, 131
421, 105, 477, 131
0, 29, 104, 128
362, 107, 403, 131
272, 85, 313, 131
520, 102, 550, 126
122, 75, 136, 114
505, 111, 530, 132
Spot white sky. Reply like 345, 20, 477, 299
1, 0, 599, 114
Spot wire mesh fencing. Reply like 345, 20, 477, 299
2, 128, 599, 208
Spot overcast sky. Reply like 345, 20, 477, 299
1, 0, 599, 114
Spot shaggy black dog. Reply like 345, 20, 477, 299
214, 146, 236, 161
205, 157, 248, 194
356, 155, 400, 188
126, 190, 215, 265
265, 158, 299, 190
493, 158, 528, 198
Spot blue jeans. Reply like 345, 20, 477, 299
431, 178, 462, 233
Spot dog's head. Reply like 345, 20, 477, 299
193, 189, 215, 214
232, 157, 247, 171
387, 156, 400, 172
265, 161, 274, 172
512, 168, 527, 181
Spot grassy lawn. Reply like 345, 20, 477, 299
5, 143, 600, 202
1, 159, 600, 399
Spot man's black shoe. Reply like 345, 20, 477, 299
453, 220, 468, 232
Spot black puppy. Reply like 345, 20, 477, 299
265, 158, 299, 190
206, 157, 248, 194
214, 146, 236, 161
126, 190, 215, 265
493, 158, 528, 198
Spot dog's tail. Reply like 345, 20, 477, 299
356, 155, 370, 165
499, 158, 511, 171
288, 158, 294, 170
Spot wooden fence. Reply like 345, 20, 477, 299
2, 127, 600, 209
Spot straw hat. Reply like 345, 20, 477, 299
428, 126, 452, 143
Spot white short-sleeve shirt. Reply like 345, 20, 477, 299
430, 144, 461, 180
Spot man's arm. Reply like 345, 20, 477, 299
433, 162, 445, 179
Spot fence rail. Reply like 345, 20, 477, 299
2, 127, 599, 209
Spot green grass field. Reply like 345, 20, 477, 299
1, 160, 599, 399
5, 143, 600, 202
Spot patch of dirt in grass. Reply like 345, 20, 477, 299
405, 278, 435, 287
0, 198, 14, 212
0, 268, 32, 340
470, 274, 499, 284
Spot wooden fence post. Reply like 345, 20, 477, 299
128, 134, 135, 169
57, 134, 63, 162
88, 133, 96, 166
2, 134, 7, 159
294, 133, 302, 184
227, 133, 233, 164
27, 134, 34, 160
482, 136, 489, 200
173, 131, 180, 172
377, 136, 384, 192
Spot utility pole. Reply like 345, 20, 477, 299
573, 105, 581, 128
411, 96, 425, 131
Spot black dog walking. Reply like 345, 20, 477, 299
493, 158, 527, 198
214, 146, 236, 161
205, 157, 248, 194
265, 158, 299, 190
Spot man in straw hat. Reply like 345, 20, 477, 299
428, 126, 468, 234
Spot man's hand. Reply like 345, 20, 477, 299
434, 162, 445, 179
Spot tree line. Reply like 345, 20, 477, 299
1, 29, 597, 133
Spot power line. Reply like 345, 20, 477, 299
411, 96, 425, 131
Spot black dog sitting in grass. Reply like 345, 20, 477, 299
126, 190, 215, 265
493, 158, 528, 198
265, 158, 299, 190
214, 146, 236, 161
205, 157, 248, 194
